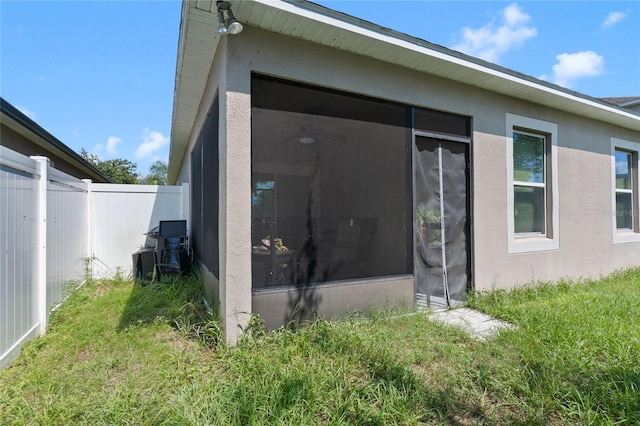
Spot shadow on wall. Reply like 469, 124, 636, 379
285, 170, 323, 327
285, 219, 325, 327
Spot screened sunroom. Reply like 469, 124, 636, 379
249, 74, 472, 321
171, 0, 640, 342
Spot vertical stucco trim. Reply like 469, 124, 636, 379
611, 137, 640, 244
506, 113, 559, 253
219, 41, 252, 344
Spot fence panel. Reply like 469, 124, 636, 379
0, 148, 39, 366
90, 184, 188, 277
46, 169, 88, 315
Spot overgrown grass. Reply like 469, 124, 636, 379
469, 269, 640, 424
1, 269, 638, 425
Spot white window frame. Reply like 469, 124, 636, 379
611, 138, 640, 244
506, 113, 559, 253
513, 130, 547, 236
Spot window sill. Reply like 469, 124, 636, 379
613, 231, 640, 245
508, 235, 559, 254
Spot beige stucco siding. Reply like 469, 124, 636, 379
253, 277, 414, 330
474, 112, 639, 290
177, 25, 639, 332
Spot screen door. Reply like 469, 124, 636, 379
414, 136, 470, 309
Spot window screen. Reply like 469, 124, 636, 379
191, 97, 220, 278
414, 108, 471, 137
251, 74, 412, 288
191, 138, 203, 264
202, 98, 220, 277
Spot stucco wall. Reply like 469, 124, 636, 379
224, 26, 639, 290
253, 276, 414, 330
177, 25, 640, 333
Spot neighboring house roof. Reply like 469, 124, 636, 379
599, 97, 640, 108
1, 97, 111, 183
169, 0, 640, 182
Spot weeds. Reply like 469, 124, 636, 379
173, 301, 223, 347
1, 269, 639, 425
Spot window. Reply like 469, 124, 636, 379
615, 150, 633, 229
506, 114, 559, 253
611, 138, 640, 243
513, 131, 546, 234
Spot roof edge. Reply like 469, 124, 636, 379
280, 0, 639, 121
1, 97, 113, 183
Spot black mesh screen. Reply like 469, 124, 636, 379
191, 97, 220, 278
251, 75, 412, 288
414, 137, 470, 307
415, 108, 471, 137
191, 138, 203, 266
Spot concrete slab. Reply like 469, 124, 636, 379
427, 308, 516, 340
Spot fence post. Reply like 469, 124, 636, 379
32, 156, 49, 335
83, 179, 93, 280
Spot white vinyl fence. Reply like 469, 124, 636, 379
46, 165, 90, 315
1, 149, 40, 369
1, 146, 188, 367
90, 183, 189, 278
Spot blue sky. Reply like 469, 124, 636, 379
2, 1, 638, 174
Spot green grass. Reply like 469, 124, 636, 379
1, 269, 639, 425
468, 269, 640, 424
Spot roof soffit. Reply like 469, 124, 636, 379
170, 0, 640, 181
239, 0, 639, 129
169, 1, 220, 182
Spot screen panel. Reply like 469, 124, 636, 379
251, 75, 412, 288
190, 97, 220, 278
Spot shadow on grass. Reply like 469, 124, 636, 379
524, 358, 640, 424
596, 367, 640, 423
358, 345, 532, 424
306, 321, 532, 425
116, 273, 205, 332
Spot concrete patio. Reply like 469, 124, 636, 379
427, 308, 516, 340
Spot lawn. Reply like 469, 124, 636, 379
1, 269, 638, 425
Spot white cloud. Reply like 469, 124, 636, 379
93, 136, 122, 157
451, 3, 537, 63
602, 11, 626, 29
616, 160, 628, 175
135, 129, 169, 159
106, 136, 121, 155
16, 106, 36, 120
550, 51, 604, 88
